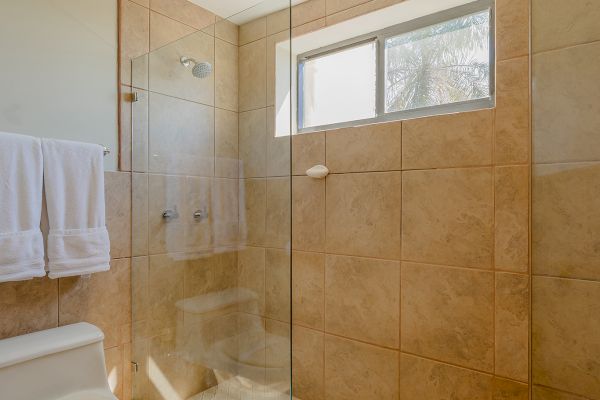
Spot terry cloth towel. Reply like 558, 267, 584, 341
0, 132, 46, 282
41, 139, 110, 278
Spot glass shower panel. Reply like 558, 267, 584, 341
531, 1, 600, 399
130, 2, 292, 399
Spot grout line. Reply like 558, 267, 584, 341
532, 38, 600, 56
531, 273, 600, 285
531, 383, 595, 399
533, 159, 600, 167
289, 162, 530, 177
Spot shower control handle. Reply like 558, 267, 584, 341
162, 207, 179, 220
193, 207, 208, 222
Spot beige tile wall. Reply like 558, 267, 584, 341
236, 0, 531, 398
531, 1, 600, 399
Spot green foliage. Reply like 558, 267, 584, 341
385, 11, 490, 112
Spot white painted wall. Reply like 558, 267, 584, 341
0, 0, 118, 170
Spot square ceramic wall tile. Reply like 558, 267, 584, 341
105, 172, 132, 259
401, 262, 494, 372
324, 335, 399, 400
496, 0, 529, 61
292, 176, 325, 252
495, 272, 529, 382
149, 11, 195, 51
120, 1, 149, 86
326, 172, 401, 260
215, 108, 239, 179
402, 110, 493, 170
239, 178, 266, 247
325, 254, 399, 348
150, 0, 215, 30
239, 39, 267, 112
292, 132, 325, 176
533, 42, 600, 163
532, 0, 600, 52
495, 165, 529, 273
0, 278, 58, 340
148, 93, 214, 176
239, 109, 267, 178
326, 120, 402, 173
400, 354, 494, 399
532, 276, 600, 399
292, 251, 325, 329
215, 38, 239, 112
533, 162, 600, 281
495, 56, 530, 165
148, 30, 215, 105
59, 259, 131, 349
402, 167, 494, 269
292, 326, 325, 400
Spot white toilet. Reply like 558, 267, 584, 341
0, 323, 117, 400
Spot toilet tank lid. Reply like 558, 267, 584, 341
0, 323, 104, 369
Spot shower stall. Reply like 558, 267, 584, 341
125, 0, 600, 399
129, 1, 292, 398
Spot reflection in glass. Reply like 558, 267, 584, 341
131, 2, 292, 399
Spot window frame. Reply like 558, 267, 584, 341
296, 0, 495, 133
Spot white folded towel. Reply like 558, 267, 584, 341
41, 139, 110, 278
0, 132, 46, 282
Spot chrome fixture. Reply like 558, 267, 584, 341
162, 207, 179, 220
193, 207, 208, 222
180, 56, 213, 79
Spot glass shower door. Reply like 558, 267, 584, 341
130, 2, 292, 398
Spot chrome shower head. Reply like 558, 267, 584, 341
180, 56, 213, 79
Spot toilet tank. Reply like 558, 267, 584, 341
0, 323, 115, 400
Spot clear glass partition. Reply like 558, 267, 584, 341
531, 1, 600, 399
130, 2, 292, 398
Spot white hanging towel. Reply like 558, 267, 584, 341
0, 132, 46, 282
41, 139, 110, 278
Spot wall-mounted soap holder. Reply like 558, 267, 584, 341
306, 165, 329, 179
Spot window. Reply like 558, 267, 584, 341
299, 40, 377, 128
297, 0, 494, 132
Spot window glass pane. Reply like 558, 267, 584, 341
301, 41, 377, 128
385, 10, 490, 113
